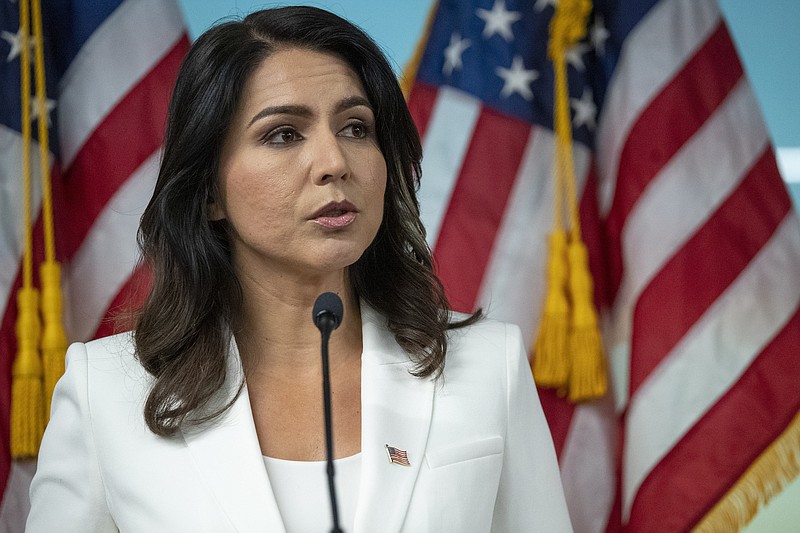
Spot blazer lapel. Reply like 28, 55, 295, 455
354, 305, 434, 532
181, 338, 286, 533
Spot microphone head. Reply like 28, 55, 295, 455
313, 292, 344, 332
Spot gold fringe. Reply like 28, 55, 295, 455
11, 287, 44, 459
694, 410, 800, 532
40, 261, 67, 421
533, 231, 570, 388
400, 0, 439, 98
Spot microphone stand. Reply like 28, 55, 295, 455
319, 321, 343, 533
313, 292, 344, 533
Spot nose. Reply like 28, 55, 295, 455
310, 132, 349, 185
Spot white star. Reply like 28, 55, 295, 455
591, 14, 610, 56
570, 89, 596, 129
496, 55, 538, 100
476, 0, 522, 42
1, 28, 33, 63
30, 96, 56, 126
443, 33, 471, 76
565, 43, 590, 71
534, 0, 557, 12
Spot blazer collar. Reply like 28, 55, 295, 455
355, 304, 435, 532
180, 304, 434, 533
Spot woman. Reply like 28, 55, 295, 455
27, 6, 572, 532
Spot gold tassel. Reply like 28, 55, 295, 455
11, 288, 44, 459
539, 0, 606, 401
694, 411, 800, 532
11, 0, 45, 459
566, 240, 606, 401
40, 261, 67, 420
533, 230, 571, 388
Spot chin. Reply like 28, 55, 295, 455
326, 252, 367, 272
302, 244, 364, 272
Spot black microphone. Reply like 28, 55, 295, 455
312, 292, 344, 533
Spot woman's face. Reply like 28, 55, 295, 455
212, 48, 387, 280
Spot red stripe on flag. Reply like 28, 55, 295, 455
604, 23, 743, 300
629, 149, 791, 397
432, 108, 531, 312
627, 305, 800, 532
0, 264, 20, 497
407, 81, 438, 140
538, 387, 576, 459
62, 36, 189, 257
579, 165, 613, 310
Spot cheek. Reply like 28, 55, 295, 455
366, 154, 388, 204
218, 161, 295, 231
364, 167, 387, 230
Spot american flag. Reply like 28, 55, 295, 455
407, 0, 800, 531
0, 0, 188, 528
385, 445, 411, 467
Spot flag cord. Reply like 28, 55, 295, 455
12, 0, 45, 459
31, 0, 54, 263
31, 0, 68, 423
11, 0, 68, 459
533, 0, 606, 401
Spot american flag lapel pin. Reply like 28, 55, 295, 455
385, 444, 411, 466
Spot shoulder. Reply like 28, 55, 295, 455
441, 314, 527, 393
446, 313, 524, 365
65, 331, 152, 404
80, 330, 136, 359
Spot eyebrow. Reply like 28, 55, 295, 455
247, 96, 373, 128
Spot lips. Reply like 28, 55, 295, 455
310, 200, 358, 229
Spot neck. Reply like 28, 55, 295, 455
232, 263, 363, 377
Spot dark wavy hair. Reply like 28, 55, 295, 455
135, 6, 480, 436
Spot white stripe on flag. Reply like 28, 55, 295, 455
596, 0, 721, 215
608, 80, 769, 404
559, 398, 617, 533
64, 150, 159, 341
418, 86, 481, 246
0, 460, 35, 528
0, 124, 47, 322
58, 0, 184, 168
623, 213, 800, 520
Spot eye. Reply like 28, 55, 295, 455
263, 127, 302, 145
340, 122, 372, 139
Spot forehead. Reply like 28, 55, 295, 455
238, 47, 368, 111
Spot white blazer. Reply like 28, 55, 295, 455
27, 306, 572, 532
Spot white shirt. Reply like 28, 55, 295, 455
263, 453, 362, 533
